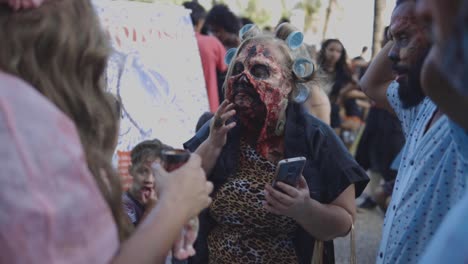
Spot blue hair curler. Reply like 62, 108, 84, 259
286, 31, 304, 50
239, 23, 261, 41
293, 58, 315, 79
293, 83, 310, 103
239, 24, 254, 39
224, 48, 237, 65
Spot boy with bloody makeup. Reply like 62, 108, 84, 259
360, 0, 468, 263
123, 139, 170, 226
185, 24, 368, 264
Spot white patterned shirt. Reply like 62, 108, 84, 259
377, 82, 468, 264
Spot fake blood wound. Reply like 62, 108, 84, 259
225, 40, 292, 162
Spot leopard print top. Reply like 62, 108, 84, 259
208, 141, 299, 264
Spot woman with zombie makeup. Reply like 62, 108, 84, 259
0, 0, 213, 263
185, 23, 369, 264
317, 39, 366, 143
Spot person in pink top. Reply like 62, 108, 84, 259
183, 1, 227, 113
0, 0, 215, 263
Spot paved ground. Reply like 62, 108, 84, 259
334, 207, 384, 264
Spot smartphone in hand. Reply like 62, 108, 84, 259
272, 157, 306, 190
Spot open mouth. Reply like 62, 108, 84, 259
395, 73, 408, 83
392, 65, 409, 83
234, 92, 255, 108
141, 186, 153, 198
232, 82, 261, 109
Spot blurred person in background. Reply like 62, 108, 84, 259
355, 26, 405, 211
317, 39, 366, 148
240, 16, 253, 27
204, 4, 241, 50
204, 4, 241, 103
183, 1, 227, 112
0, 1, 213, 263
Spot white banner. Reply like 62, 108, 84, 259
95, 0, 209, 153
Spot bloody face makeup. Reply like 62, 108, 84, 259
225, 39, 292, 158
388, 1, 431, 108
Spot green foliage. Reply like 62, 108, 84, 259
295, 0, 321, 31
239, 0, 271, 27
295, 0, 321, 15
280, 0, 292, 20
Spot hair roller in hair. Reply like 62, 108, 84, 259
239, 24, 261, 41
275, 23, 304, 50
286, 31, 304, 50
224, 48, 237, 65
293, 83, 310, 104
293, 58, 315, 80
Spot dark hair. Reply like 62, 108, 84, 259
182, 1, 206, 26
196, 112, 214, 132
240, 17, 254, 26
396, 0, 412, 6
205, 4, 240, 34
277, 17, 290, 28
130, 139, 171, 167
318, 39, 353, 101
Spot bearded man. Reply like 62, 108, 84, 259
360, 0, 468, 263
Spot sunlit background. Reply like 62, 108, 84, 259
147, 0, 397, 60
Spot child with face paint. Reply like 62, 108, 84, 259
186, 23, 369, 264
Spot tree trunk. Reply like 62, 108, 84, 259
322, 0, 336, 40
371, 0, 386, 58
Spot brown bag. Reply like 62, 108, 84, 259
311, 223, 356, 264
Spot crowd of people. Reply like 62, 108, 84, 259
0, 0, 467, 263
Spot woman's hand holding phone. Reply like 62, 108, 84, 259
264, 176, 311, 220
